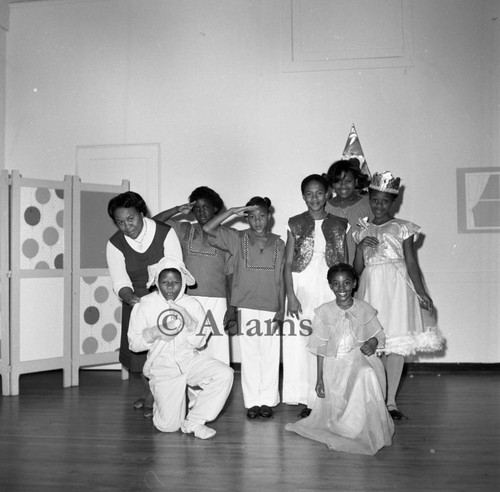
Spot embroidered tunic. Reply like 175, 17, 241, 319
209, 228, 285, 312
168, 221, 230, 298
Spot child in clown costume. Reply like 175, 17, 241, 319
128, 256, 234, 439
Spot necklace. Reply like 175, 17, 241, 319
133, 219, 147, 250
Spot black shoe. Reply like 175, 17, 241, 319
388, 406, 408, 420
143, 406, 154, 418
247, 406, 260, 418
259, 405, 274, 418
133, 398, 145, 410
298, 407, 311, 418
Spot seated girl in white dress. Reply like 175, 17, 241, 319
286, 263, 394, 455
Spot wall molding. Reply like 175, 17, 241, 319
281, 0, 414, 72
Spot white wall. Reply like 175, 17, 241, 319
0, 0, 8, 167
5, 0, 500, 363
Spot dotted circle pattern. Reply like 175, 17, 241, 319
20, 186, 65, 270
80, 276, 121, 355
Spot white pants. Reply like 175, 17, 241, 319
194, 296, 230, 365
282, 318, 317, 408
239, 308, 280, 408
149, 352, 234, 433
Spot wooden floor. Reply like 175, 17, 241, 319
0, 369, 499, 492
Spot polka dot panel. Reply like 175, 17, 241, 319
79, 276, 121, 355
20, 186, 65, 270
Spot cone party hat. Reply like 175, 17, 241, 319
342, 124, 371, 179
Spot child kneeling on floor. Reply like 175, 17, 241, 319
128, 255, 234, 439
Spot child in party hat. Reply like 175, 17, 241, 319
325, 125, 373, 263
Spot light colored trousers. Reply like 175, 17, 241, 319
149, 352, 234, 433
239, 308, 280, 408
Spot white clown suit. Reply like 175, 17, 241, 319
128, 256, 234, 439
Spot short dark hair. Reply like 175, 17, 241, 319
325, 158, 370, 189
107, 191, 149, 222
327, 262, 358, 284
301, 174, 329, 194
246, 196, 272, 211
188, 186, 224, 213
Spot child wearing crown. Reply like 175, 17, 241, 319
353, 172, 444, 420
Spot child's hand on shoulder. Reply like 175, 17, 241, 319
360, 337, 378, 356
316, 379, 325, 398
129, 295, 141, 306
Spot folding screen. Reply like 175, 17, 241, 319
9, 171, 73, 395
0, 170, 10, 395
1, 171, 129, 395
71, 177, 129, 385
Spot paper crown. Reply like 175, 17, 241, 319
369, 171, 401, 195
342, 124, 371, 179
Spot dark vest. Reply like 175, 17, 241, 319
288, 212, 347, 273
109, 220, 171, 297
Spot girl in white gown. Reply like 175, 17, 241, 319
286, 263, 394, 455
353, 171, 444, 420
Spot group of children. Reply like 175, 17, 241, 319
125, 158, 444, 455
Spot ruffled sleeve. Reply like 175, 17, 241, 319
307, 313, 331, 357
397, 219, 421, 242
307, 302, 346, 357
349, 299, 385, 348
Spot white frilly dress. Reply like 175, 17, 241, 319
353, 219, 444, 356
285, 299, 394, 455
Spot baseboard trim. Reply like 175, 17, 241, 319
228, 363, 500, 373
404, 362, 500, 373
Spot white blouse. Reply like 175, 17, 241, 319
106, 217, 182, 296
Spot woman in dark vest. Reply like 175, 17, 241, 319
106, 191, 182, 417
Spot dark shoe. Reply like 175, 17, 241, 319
298, 407, 311, 418
143, 406, 154, 419
259, 405, 274, 418
388, 406, 408, 420
133, 398, 145, 410
247, 406, 260, 419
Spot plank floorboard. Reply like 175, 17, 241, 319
0, 370, 498, 491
